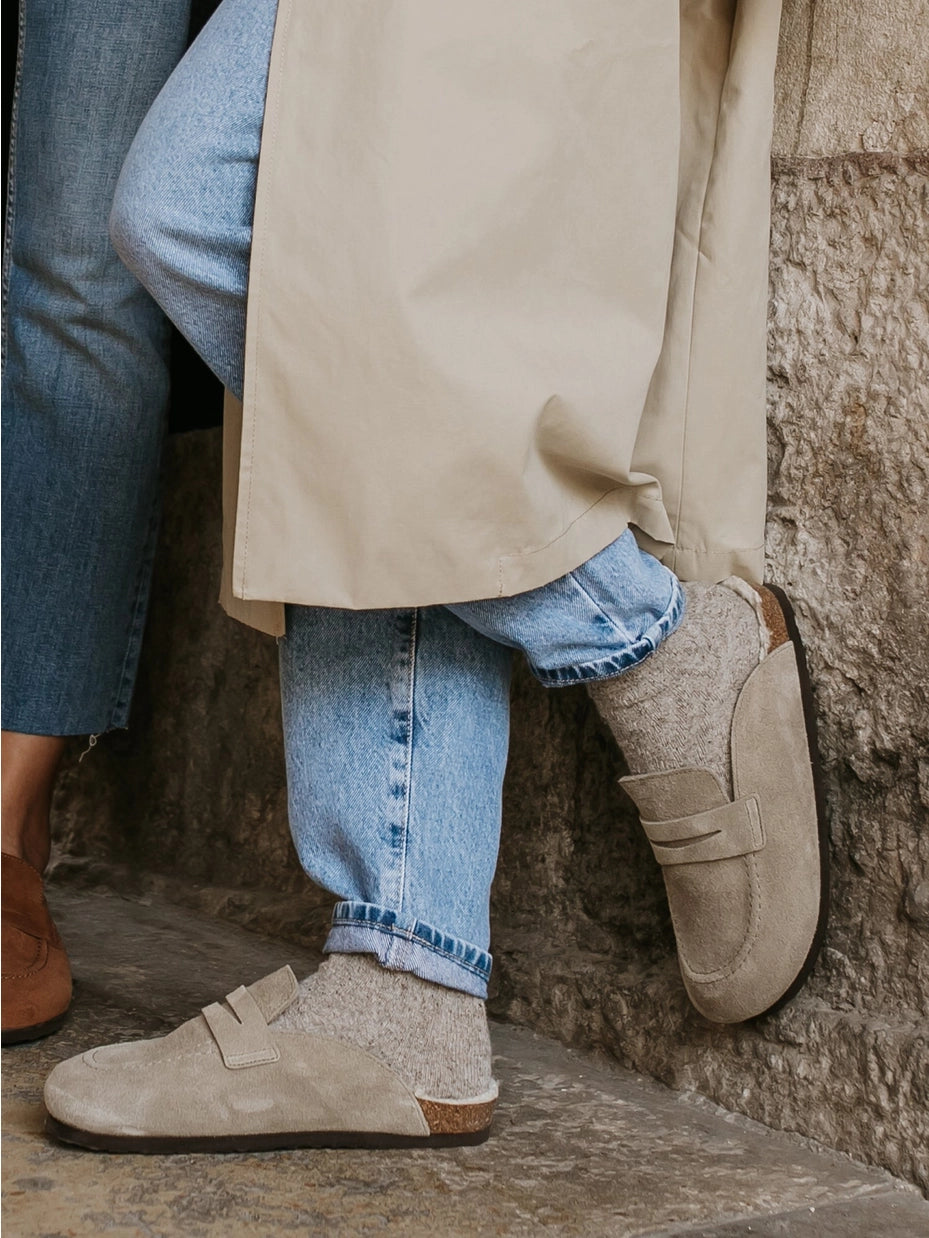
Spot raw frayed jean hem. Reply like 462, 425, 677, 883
325, 901, 491, 998
531, 579, 685, 687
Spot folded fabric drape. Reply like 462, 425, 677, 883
222, 0, 781, 633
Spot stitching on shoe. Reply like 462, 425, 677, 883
676, 853, 763, 982
222, 1047, 281, 1067
87, 1040, 215, 1070
2, 936, 46, 977
205, 992, 283, 1068
720, 577, 770, 663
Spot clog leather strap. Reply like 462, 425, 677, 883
202, 985, 281, 1069
639, 796, 765, 867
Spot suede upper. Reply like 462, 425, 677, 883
592, 582, 825, 1024
43, 966, 498, 1146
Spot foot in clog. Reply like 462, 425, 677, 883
44, 955, 497, 1152
2, 852, 72, 1045
588, 578, 828, 1023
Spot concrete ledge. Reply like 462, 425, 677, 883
4, 883, 925, 1238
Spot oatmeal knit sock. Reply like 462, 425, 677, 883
587, 579, 771, 796
272, 952, 493, 1100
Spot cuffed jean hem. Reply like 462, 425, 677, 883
530, 578, 686, 687
324, 901, 492, 999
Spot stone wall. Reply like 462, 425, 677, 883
53, 0, 928, 1190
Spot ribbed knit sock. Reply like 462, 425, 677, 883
271, 952, 493, 1100
588, 579, 772, 796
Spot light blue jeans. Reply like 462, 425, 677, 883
2, 0, 193, 735
112, 0, 684, 997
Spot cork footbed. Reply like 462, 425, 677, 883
755, 585, 790, 653
418, 1096, 496, 1135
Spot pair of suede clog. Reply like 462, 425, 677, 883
41, 583, 827, 1154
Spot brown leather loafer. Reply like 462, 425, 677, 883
2, 852, 72, 1045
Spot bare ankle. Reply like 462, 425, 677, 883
1, 731, 66, 871
3, 811, 52, 871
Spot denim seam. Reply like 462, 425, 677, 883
532, 581, 685, 687
564, 567, 629, 639
396, 608, 417, 913
329, 915, 490, 979
1, 0, 26, 363
105, 469, 164, 730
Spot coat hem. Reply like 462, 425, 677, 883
220, 492, 764, 637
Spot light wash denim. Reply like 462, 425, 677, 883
112, 0, 684, 996
280, 537, 680, 998
109, 0, 275, 398
281, 606, 512, 995
1, 0, 193, 735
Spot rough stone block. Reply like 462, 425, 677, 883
774, 0, 929, 156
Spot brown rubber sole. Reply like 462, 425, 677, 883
45, 1113, 493, 1154
2, 1011, 68, 1047
752, 583, 831, 1020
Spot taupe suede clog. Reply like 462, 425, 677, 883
43, 965, 496, 1152
621, 585, 829, 1024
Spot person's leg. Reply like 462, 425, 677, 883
450, 541, 826, 1025
108, 0, 278, 398
1, 734, 65, 871
1, 0, 193, 1046
44, 604, 512, 1148
449, 529, 685, 687
2, 0, 193, 740
449, 532, 763, 801
279, 605, 510, 994
46, 0, 506, 1143
41, 0, 818, 1155
275, 604, 511, 1093
68, 2, 510, 1142
103, 0, 819, 1032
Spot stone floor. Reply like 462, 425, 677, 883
3, 888, 927, 1238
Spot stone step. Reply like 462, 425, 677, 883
3, 886, 926, 1238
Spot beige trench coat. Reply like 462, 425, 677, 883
221, 0, 781, 637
